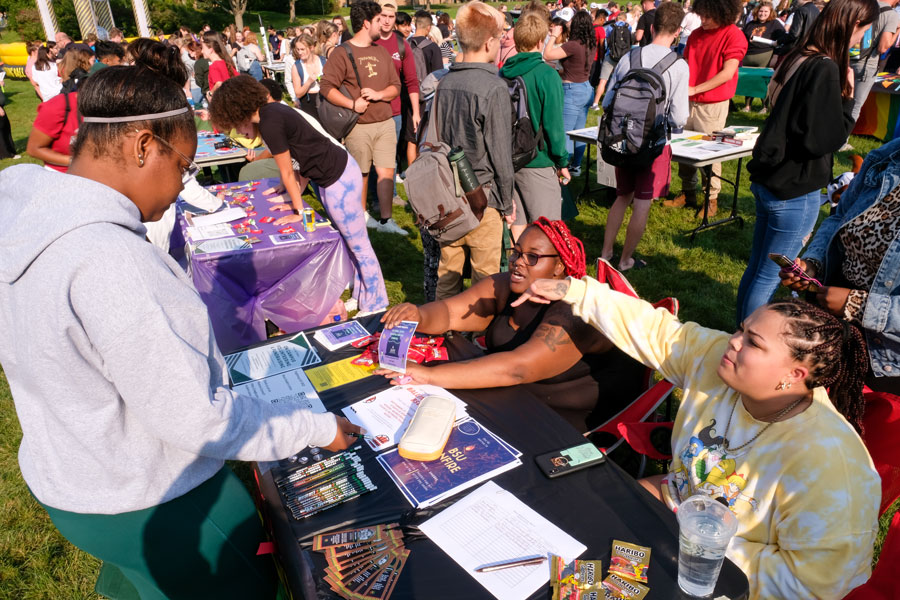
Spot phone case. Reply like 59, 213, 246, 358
535, 443, 606, 478
397, 396, 456, 462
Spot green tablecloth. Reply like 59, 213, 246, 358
736, 67, 774, 99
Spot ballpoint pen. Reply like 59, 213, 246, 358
474, 556, 547, 573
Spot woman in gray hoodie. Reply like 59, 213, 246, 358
0, 48, 358, 599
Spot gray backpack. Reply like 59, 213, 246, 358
407, 36, 434, 85
598, 47, 679, 169
405, 87, 487, 243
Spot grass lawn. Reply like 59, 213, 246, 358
1, 29, 899, 595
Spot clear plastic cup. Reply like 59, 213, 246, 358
676, 494, 739, 597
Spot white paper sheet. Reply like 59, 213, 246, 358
341, 384, 468, 452
233, 369, 326, 413
225, 333, 321, 384
419, 481, 586, 600
187, 223, 236, 241
189, 206, 247, 227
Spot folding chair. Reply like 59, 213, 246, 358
584, 259, 679, 476
843, 510, 900, 600
861, 389, 900, 516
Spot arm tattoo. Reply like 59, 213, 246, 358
555, 281, 569, 297
533, 323, 572, 352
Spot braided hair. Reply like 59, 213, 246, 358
767, 299, 869, 434
529, 217, 587, 280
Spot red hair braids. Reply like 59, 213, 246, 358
530, 217, 587, 280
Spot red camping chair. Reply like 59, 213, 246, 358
861, 389, 900, 516
843, 510, 900, 600
584, 259, 679, 475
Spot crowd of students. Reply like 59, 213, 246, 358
3, 0, 900, 598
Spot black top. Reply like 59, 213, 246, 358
484, 294, 646, 427
788, 2, 820, 45
636, 9, 656, 47
257, 102, 349, 188
748, 56, 854, 199
742, 19, 785, 55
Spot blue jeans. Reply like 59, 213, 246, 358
735, 183, 822, 324
562, 81, 592, 169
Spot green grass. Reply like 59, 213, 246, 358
0, 56, 897, 596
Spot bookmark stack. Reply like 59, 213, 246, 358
313, 524, 409, 600
276, 450, 376, 520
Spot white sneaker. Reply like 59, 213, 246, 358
376, 218, 408, 236
365, 211, 379, 229
570, 166, 582, 177
395, 173, 405, 184
839, 142, 854, 152
344, 298, 359, 313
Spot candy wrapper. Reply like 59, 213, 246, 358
551, 555, 603, 600
601, 574, 649, 599
608, 540, 650, 583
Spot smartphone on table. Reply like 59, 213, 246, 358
769, 253, 824, 293
535, 442, 606, 478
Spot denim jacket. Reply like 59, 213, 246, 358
803, 137, 900, 377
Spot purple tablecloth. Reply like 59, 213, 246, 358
176, 178, 352, 353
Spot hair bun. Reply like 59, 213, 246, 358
129, 37, 189, 87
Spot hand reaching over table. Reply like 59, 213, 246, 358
374, 362, 431, 386
275, 214, 302, 226
381, 303, 421, 330
322, 416, 364, 452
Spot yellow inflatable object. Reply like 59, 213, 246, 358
0, 42, 29, 77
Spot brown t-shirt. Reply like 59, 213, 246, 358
320, 43, 401, 124
559, 40, 591, 83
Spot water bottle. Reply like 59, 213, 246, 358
447, 147, 480, 194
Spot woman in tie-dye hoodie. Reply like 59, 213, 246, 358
514, 276, 880, 600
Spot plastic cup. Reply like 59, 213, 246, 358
676, 494, 739, 597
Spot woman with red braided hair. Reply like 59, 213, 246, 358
377, 218, 646, 429
515, 275, 880, 599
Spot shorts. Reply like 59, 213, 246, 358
614, 145, 672, 200
344, 119, 397, 172
512, 166, 562, 225
600, 56, 618, 81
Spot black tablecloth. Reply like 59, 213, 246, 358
253, 315, 749, 600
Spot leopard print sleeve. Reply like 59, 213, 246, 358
842, 289, 868, 324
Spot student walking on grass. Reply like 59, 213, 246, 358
499, 13, 571, 241
600, 1, 689, 272
663, 0, 747, 218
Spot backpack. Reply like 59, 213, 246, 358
857, 5, 893, 62
235, 46, 252, 72
503, 75, 543, 171
408, 36, 435, 86
598, 47, 679, 169
607, 23, 633, 62
405, 87, 487, 243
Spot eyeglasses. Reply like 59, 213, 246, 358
507, 248, 559, 266
137, 129, 201, 184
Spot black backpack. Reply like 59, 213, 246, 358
503, 75, 543, 171
598, 47, 679, 169
607, 23, 634, 62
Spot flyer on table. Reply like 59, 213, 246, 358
225, 332, 321, 385
233, 369, 326, 413
378, 320, 418, 373
341, 385, 469, 451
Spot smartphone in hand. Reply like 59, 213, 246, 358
769, 253, 824, 293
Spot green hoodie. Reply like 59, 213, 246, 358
500, 51, 569, 169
